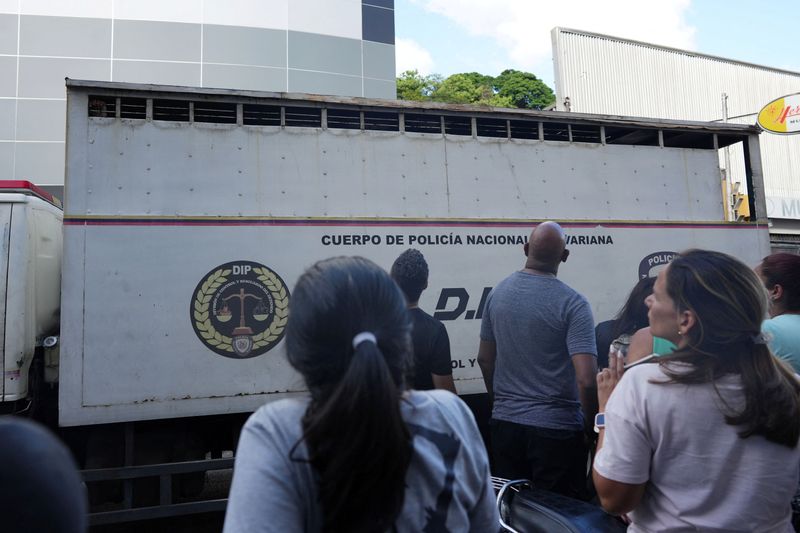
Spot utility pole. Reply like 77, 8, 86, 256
721, 93, 733, 221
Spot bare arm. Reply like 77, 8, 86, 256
572, 353, 598, 434
593, 470, 647, 515
431, 373, 457, 394
477, 340, 497, 403
626, 327, 654, 364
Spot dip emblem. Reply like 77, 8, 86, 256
191, 261, 289, 358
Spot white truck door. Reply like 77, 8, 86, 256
0, 204, 11, 400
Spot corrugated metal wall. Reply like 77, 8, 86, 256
552, 28, 800, 208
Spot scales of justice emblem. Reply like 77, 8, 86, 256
191, 261, 289, 359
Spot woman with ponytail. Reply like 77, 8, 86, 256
592, 249, 800, 531
223, 256, 498, 533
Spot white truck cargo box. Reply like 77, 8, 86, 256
0, 181, 62, 403
60, 80, 771, 426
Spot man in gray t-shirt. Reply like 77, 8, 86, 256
477, 221, 597, 500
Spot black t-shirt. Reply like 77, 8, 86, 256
409, 308, 453, 390
594, 319, 616, 369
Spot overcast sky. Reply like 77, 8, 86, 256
395, 0, 800, 88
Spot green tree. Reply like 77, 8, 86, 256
396, 70, 442, 101
431, 72, 493, 105
396, 69, 555, 110
493, 69, 555, 110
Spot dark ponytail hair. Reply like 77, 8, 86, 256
286, 256, 413, 533
657, 249, 800, 447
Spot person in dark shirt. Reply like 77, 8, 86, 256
391, 249, 456, 392
594, 276, 655, 368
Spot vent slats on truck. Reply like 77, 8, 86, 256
194, 101, 236, 124
327, 108, 361, 130
405, 113, 442, 134
119, 97, 146, 119
570, 124, 602, 144
477, 118, 508, 138
153, 99, 190, 122
543, 122, 569, 142
88, 96, 116, 118
284, 107, 322, 128
86, 94, 733, 149
242, 104, 281, 126
444, 116, 472, 136
364, 111, 399, 131
510, 120, 539, 140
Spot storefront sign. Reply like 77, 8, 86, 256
766, 196, 800, 219
758, 93, 800, 134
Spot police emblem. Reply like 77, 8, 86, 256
638, 251, 678, 280
191, 261, 289, 359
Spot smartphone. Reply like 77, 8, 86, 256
610, 336, 631, 359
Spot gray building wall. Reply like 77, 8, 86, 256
552, 27, 800, 249
0, 0, 396, 192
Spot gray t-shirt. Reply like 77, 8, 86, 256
595, 363, 799, 532
223, 390, 499, 533
480, 271, 596, 430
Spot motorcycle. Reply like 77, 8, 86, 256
494, 478, 627, 533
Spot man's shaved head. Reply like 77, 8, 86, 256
524, 221, 568, 274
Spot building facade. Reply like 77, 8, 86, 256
0, 0, 396, 195
552, 27, 800, 251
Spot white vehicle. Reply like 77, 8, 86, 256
2, 79, 771, 522
0, 181, 61, 410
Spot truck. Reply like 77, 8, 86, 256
2, 79, 771, 523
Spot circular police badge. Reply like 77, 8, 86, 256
638, 251, 678, 280
191, 261, 289, 359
